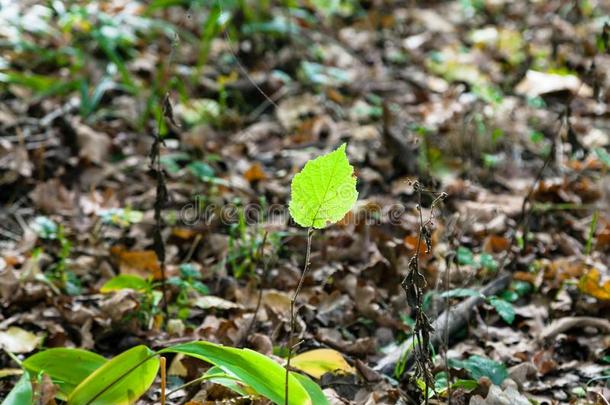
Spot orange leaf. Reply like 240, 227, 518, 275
111, 246, 162, 280
579, 268, 610, 301
483, 235, 510, 253
244, 162, 267, 182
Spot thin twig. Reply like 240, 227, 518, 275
285, 228, 314, 405
160, 356, 166, 405
240, 231, 269, 348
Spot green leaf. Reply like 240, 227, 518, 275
100, 275, 151, 293
291, 373, 329, 405
289, 143, 358, 229
479, 253, 498, 271
23, 348, 107, 399
203, 366, 251, 397
449, 355, 508, 385
595, 147, 610, 168
68, 345, 159, 405
1, 371, 32, 405
161, 341, 311, 405
441, 288, 484, 299
488, 296, 515, 324
456, 246, 475, 266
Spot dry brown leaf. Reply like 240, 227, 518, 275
483, 235, 510, 253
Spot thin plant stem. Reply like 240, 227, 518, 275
285, 227, 313, 405
160, 356, 166, 405
166, 373, 241, 398
241, 231, 270, 348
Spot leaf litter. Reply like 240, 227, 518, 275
0, 0, 609, 404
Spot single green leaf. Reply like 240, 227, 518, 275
23, 348, 107, 399
456, 246, 475, 266
441, 288, 484, 299
1, 371, 32, 405
68, 345, 159, 405
451, 379, 479, 391
488, 296, 515, 324
595, 147, 610, 168
449, 355, 508, 385
291, 373, 329, 405
161, 341, 311, 405
479, 253, 498, 271
203, 366, 251, 397
289, 143, 358, 229
100, 275, 151, 293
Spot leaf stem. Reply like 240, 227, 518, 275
165, 373, 242, 398
285, 227, 314, 405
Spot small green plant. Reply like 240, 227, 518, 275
440, 288, 516, 324
286, 143, 358, 403
3, 340, 327, 405
167, 263, 210, 319
100, 275, 163, 328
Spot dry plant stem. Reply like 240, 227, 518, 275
160, 356, 166, 405
240, 231, 269, 348
377, 272, 512, 376
284, 228, 314, 405
151, 113, 170, 322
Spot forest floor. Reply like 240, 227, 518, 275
1, 0, 610, 404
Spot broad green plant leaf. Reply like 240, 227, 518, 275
449, 355, 508, 385
291, 373, 330, 405
440, 288, 483, 299
1, 371, 32, 405
289, 143, 358, 229
488, 296, 515, 324
100, 275, 151, 293
290, 349, 355, 378
161, 341, 311, 405
23, 348, 107, 399
68, 345, 159, 405
203, 366, 252, 397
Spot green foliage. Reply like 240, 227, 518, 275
161, 341, 312, 405
595, 148, 610, 168
289, 143, 358, 229
168, 263, 209, 319
68, 345, 159, 405
488, 296, 515, 324
100, 275, 162, 326
449, 355, 508, 385
23, 348, 106, 399
1, 371, 32, 405
100, 275, 152, 293
500, 280, 533, 302
8, 340, 327, 405
441, 288, 515, 324
434, 371, 478, 396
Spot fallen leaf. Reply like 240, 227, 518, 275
290, 348, 355, 378
244, 162, 267, 182
191, 295, 242, 310
579, 268, 610, 301
0, 326, 42, 353
110, 246, 162, 280
515, 70, 592, 97
483, 235, 510, 253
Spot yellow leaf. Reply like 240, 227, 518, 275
290, 349, 354, 378
579, 268, 610, 301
